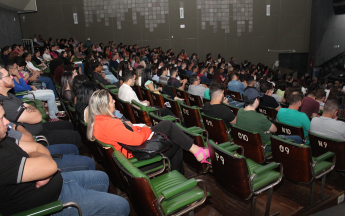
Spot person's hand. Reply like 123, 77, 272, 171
125, 121, 133, 127
223, 97, 228, 104
157, 87, 163, 91
202, 84, 208, 88
31, 86, 37, 91
24, 72, 30, 79
11, 69, 19, 77
143, 100, 150, 106
181, 79, 188, 84
106, 79, 110, 82
264, 131, 271, 134
101, 72, 106, 78
36, 177, 51, 188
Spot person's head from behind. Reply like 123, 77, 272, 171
0, 99, 10, 141
327, 82, 333, 90
307, 91, 316, 100
123, 70, 137, 86
60, 71, 74, 93
289, 92, 304, 109
209, 80, 226, 103
161, 66, 168, 76
323, 99, 339, 119
189, 74, 200, 85
87, 89, 115, 141
260, 81, 273, 96
245, 74, 254, 87
315, 89, 326, 102
243, 88, 263, 108
141, 68, 152, 87
135, 66, 144, 85
312, 77, 318, 83
72, 75, 89, 100
0, 67, 14, 91
170, 67, 178, 77
76, 81, 99, 120
230, 72, 239, 81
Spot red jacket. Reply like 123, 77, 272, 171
93, 115, 152, 158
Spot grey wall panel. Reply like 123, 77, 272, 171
0, 7, 22, 48
18, 0, 312, 66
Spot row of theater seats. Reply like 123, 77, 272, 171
57, 69, 340, 215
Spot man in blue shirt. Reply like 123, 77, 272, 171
227, 72, 245, 97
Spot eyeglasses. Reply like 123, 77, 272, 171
0, 74, 11, 79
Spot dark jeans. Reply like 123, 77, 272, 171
152, 120, 193, 173
41, 121, 81, 147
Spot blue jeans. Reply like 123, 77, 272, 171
47, 144, 95, 172
38, 76, 58, 98
76, 63, 84, 75
227, 97, 245, 108
105, 73, 119, 84
54, 171, 130, 216
278, 135, 303, 144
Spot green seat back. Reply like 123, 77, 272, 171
179, 103, 204, 128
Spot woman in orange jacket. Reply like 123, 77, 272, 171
87, 89, 210, 173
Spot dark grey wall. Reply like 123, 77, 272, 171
0, 7, 22, 48
309, 0, 345, 66
19, 0, 311, 66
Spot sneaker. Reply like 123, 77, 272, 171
49, 118, 62, 122
56, 112, 66, 118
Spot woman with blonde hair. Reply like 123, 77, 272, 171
87, 89, 210, 173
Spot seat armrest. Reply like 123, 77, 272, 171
253, 162, 279, 176
15, 91, 30, 96
132, 155, 163, 168
12, 201, 63, 216
103, 84, 116, 89
315, 152, 334, 162
161, 178, 198, 199
146, 106, 157, 113
225, 145, 239, 152
218, 142, 232, 148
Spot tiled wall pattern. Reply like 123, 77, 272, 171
83, 0, 169, 32
197, 0, 253, 36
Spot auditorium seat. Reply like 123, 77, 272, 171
309, 132, 345, 171
176, 123, 210, 172
201, 113, 232, 144
175, 88, 190, 105
149, 112, 179, 126
257, 106, 277, 120
203, 97, 210, 105
133, 85, 143, 101
271, 135, 335, 207
16, 91, 48, 122
79, 119, 103, 163
116, 98, 136, 123
226, 89, 242, 101
273, 120, 305, 141
151, 91, 166, 108
223, 102, 239, 115
179, 103, 204, 128
163, 95, 183, 120
112, 150, 209, 216
188, 93, 204, 109
140, 86, 154, 105
10, 201, 82, 216
208, 140, 283, 216
131, 100, 157, 126
230, 124, 271, 163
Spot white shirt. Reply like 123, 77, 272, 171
26, 61, 41, 71
118, 83, 147, 106
325, 89, 330, 100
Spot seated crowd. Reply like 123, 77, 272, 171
1, 35, 345, 215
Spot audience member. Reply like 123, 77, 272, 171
203, 81, 236, 128
188, 74, 208, 99
227, 72, 245, 97
310, 99, 345, 141
259, 81, 281, 111
300, 92, 319, 118
315, 89, 326, 111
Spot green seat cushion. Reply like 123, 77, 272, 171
312, 158, 333, 175
246, 159, 280, 191
151, 170, 206, 215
